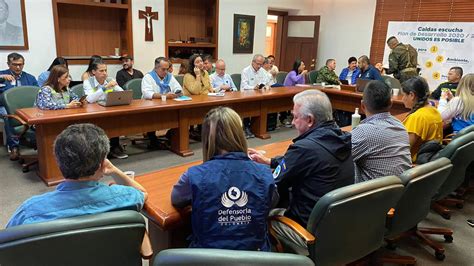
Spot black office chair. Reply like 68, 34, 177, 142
153, 248, 314, 266
385, 158, 453, 261
0, 210, 149, 266
270, 175, 404, 265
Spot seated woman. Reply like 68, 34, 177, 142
36, 65, 82, 110
401, 77, 443, 162
183, 54, 212, 96
438, 74, 474, 133
171, 107, 276, 251
37, 57, 68, 87
284, 59, 307, 86
81, 55, 103, 81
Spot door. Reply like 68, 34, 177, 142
280, 16, 320, 72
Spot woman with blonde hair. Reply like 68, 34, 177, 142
171, 106, 275, 251
438, 73, 474, 132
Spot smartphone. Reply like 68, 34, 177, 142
79, 95, 87, 103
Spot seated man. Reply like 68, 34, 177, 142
316, 59, 341, 85
267, 55, 279, 84
357, 55, 383, 81
141, 57, 182, 149
209, 59, 237, 92
6, 123, 147, 227
263, 57, 277, 85
339, 56, 360, 85
352, 80, 411, 183
241, 54, 272, 138
83, 61, 127, 159
115, 55, 144, 88
249, 89, 354, 249
430, 66, 463, 100
202, 54, 215, 75
0, 52, 38, 161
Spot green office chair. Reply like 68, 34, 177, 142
381, 75, 401, 89
231, 73, 241, 90
123, 78, 143, 99
308, 70, 319, 84
270, 175, 404, 265
0, 211, 148, 266
174, 75, 184, 87
385, 158, 453, 261
153, 248, 314, 266
70, 83, 85, 98
431, 132, 474, 219
2, 86, 40, 172
276, 71, 288, 84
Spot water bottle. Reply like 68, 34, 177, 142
351, 108, 361, 129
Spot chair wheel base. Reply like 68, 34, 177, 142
444, 235, 453, 243
435, 251, 445, 261
22, 167, 29, 173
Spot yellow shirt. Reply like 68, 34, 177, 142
183, 71, 211, 96
403, 106, 443, 161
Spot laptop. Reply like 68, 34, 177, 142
339, 79, 349, 85
355, 79, 371, 92
98, 90, 133, 107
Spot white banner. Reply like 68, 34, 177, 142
383, 21, 474, 90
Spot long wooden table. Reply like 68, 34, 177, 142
16, 86, 409, 186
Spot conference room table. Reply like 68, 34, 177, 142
16, 85, 409, 186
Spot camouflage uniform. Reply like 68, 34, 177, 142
387, 43, 418, 83
316, 66, 340, 85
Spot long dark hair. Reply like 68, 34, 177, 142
401, 76, 430, 114
47, 57, 68, 71
44, 65, 69, 93
292, 59, 303, 74
187, 54, 202, 78
85, 55, 103, 73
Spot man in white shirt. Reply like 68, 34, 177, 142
141, 57, 182, 100
267, 55, 279, 84
209, 59, 237, 92
262, 57, 276, 85
83, 62, 127, 159
240, 54, 272, 138
241, 54, 271, 90
141, 57, 182, 149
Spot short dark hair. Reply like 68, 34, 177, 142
154, 56, 169, 65
47, 57, 68, 71
363, 80, 392, 113
120, 55, 133, 61
450, 66, 463, 77
358, 55, 370, 65
7, 53, 24, 63
326, 59, 335, 66
54, 124, 110, 180
386, 36, 397, 44
348, 57, 357, 64
202, 54, 212, 62
267, 55, 275, 60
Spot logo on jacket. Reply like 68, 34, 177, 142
221, 187, 248, 208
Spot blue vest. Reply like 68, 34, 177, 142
187, 152, 275, 251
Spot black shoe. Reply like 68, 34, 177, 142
244, 127, 255, 139
468, 219, 474, 227
9, 147, 20, 161
189, 130, 202, 142
109, 145, 128, 159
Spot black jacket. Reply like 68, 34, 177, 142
271, 121, 354, 227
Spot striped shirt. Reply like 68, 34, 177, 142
352, 112, 412, 183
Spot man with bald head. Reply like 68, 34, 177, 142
209, 59, 237, 92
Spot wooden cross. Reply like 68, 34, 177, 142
139, 6, 158, 42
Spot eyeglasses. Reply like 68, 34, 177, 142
9, 63, 24, 67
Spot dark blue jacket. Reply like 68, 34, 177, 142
359, 65, 383, 81
271, 121, 354, 227
0, 69, 38, 93
171, 152, 275, 251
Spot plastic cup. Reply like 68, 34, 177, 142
321, 82, 326, 87
392, 88, 400, 96
161, 95, 167, 101
124, 171, 135, 180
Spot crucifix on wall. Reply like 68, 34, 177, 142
139, 6, 158, 42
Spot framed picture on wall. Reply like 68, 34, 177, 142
233, 14, 255, 54
0, 0, 29, 50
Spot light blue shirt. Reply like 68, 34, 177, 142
37, 71, 50, 87
6, 180, 144, 228
210, 72, 237, 91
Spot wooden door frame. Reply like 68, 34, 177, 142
267, 10, 288, 68
281, 15, 320, 71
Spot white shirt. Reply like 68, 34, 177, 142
141, 72, 182, 100
83, 77, 123, 103
209, 72, 237, 91
240, 65, 271, 90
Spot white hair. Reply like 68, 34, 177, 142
293, 90, 333, 126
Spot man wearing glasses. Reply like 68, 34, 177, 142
209, 59, 237, 92
0, 53, 38, 161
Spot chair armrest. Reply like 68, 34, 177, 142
4, 114, 29, 136
140, 230, 153, 259
270, 215, 316, 244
